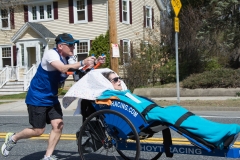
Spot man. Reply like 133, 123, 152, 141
1, 33, 105, 160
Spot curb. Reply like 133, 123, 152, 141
133, 88, 240, 97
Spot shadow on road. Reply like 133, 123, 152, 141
20, 150, 79, 160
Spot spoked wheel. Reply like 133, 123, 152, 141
77, 109, 140, 160
117, 138, 163, 160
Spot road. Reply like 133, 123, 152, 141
0, 111, 240, 160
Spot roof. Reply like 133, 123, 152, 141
11, 22, 56, 43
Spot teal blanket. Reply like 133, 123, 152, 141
97, 90, 240, 149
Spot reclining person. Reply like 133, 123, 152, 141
98, 71, 240, 150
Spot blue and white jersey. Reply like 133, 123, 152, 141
25, 48, 68, 106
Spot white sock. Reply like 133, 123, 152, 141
11, 135, 16, 143
44, 155, 51, 158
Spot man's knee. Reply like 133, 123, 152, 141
51, 119, 64, 130
33, 128, 45, 136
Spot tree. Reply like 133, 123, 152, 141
89, 30, 110, 68
196, 0, 240, 68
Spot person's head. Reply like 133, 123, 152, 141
55, 33, 79, 57
102, 71, 122, 90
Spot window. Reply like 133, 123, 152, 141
143, 6, 154, 29
0, 8, 10, 29
146, 6, 152, 28
1, 47, 11, 67
119, 0, 132, 24
122, 0, 129, 23
76, 40, 90, 61
74, 0, 88, 23
28, 3, 53, 22
69, 0, 92, 24
123, 39, 131, 63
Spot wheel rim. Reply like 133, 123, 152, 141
78, 109, 140, 160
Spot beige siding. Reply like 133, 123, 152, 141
117, 0, 161, 47
0, 10, 25, 45
42, 0, 108, 40
20, 28, 42, 39
0, 0, 161, 46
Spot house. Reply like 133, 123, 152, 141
0, 0, 161, 93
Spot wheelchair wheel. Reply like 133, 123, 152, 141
77, 109, 140, 160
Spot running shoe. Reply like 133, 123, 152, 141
1, 132, 16, 157
41, 155, 58, 160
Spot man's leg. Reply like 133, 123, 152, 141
1, 105, 46, 157
1, 127, 45, 157
45, 119, 64, 157
13, 128, 45, 141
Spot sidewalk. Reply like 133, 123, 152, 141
0, 96, 240, 114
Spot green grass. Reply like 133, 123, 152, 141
0, 92, 27, 99
0, 90, 68, 99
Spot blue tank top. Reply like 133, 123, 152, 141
25, 49, 68, 106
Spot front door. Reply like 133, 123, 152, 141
27, 47, 36, 69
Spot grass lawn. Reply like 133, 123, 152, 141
0, 90, 68, 100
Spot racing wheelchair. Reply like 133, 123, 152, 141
64, 68, 240, 160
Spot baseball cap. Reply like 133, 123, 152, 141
55, 33, 79, 44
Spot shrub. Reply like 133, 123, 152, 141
89, 30, 110, 68
182, 68, 240, 89
124, 43, 176, 91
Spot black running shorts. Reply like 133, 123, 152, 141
27, 103, 63, 128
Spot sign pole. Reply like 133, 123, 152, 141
171, 0, 182, 103
175, 31, 180, 103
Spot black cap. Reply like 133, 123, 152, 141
55, 33, 79, 44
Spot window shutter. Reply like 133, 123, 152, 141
53, 2, 58, 19
10, 8, 15, 29
90, 40, 93, 47
13, 45, 17, 66
152, 8, 154, 29
120, 40, 123, 65
69, 0, 74, 23
87, 0, 93, 22
129, 1, 132, 24
119, 0, 122, 22
130, 42, 133, 58
23, 5, 28, 22
143, 6, 146, 27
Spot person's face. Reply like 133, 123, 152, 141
109, 73, 122, 91
58, 43, 75, 57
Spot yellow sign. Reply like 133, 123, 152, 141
174, 17, 179, 32
171, 0, 182, 17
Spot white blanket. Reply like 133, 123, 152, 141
62, 68, 127, 115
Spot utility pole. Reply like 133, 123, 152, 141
108, 0, 119, 74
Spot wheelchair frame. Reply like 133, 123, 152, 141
76, 99, 240, 160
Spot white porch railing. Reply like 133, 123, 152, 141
0, 66, 20, 88
23, 64, 37, 91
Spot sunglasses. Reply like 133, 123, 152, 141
110, 77, 121, 83
62, 43, 75, 47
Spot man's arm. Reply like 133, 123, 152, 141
51, 56, 96, 73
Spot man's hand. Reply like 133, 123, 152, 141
95, 55, 106, 64
83, 56, 96, 68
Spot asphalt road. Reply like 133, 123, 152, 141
0, 112, 240, 160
